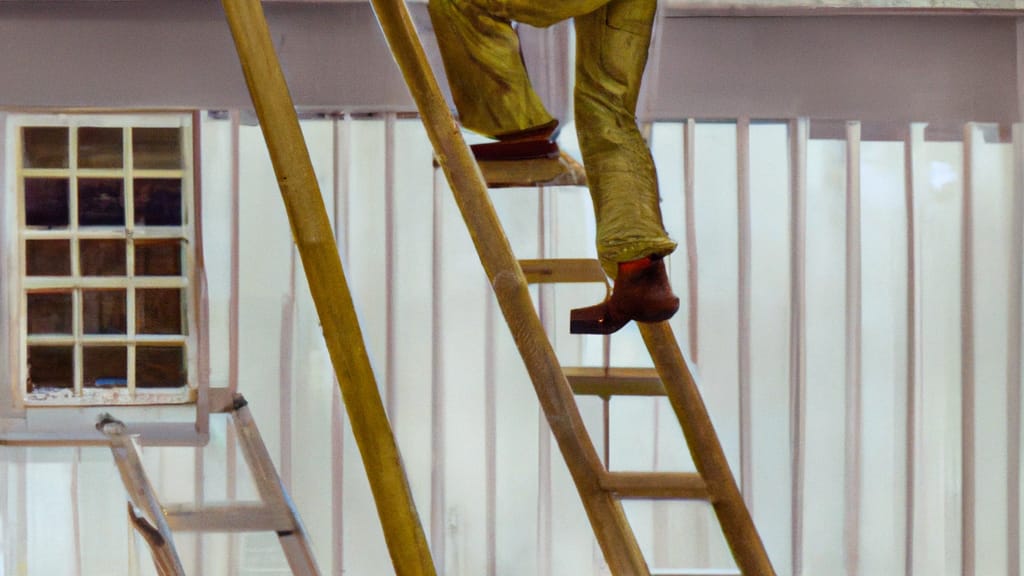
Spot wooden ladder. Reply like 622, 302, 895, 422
364, 0, 779, 572
99, 396, 320, 576
219, 0, 777, 572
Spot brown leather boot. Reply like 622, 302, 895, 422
471, 119, 560, 161
569, 255, 679, 335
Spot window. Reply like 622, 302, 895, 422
14, 115, 195, 405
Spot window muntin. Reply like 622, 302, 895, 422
16, 116, 195, 405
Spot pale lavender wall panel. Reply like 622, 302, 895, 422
969, 126, 1014, 576
646, 16, 1019, 124
915, 137, 965, 576
748, 122, 794, 575
802, 136, 847, 574
0, 2, 415, 110
859, 139, 910, 575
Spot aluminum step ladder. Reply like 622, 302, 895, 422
99, 395, 319, 576
364, 0, 778, 572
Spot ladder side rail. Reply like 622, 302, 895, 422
127, 503, 180, 576
231, 398, 321, 576
220, 3, 436, 575
365, 0, 650, 572
99, 421, 186, 576
640, 322, 777, 575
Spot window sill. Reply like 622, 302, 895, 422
24, 386, 195, 407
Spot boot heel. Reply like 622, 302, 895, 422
569, 302, 628, 335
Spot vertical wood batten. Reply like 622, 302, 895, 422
0, 454, 10, 574
333, 115, 352, 262
279, 249, 297, 490
228, 111, 241, 396
537, 187, 553, 576
962, 122, 977, 576
226, 419, 238, 574
331, 113, 349, 576
17, 451, 26, 574
844, 121, 863, 576
71, 450, 82, 576
0, 112, 6, 404
430, 167, 446, 569
485, 294, 498, 576
789, 117, 809, 576
1008, 123, 1024, 576
193, 441, 205, 574
903, 124, 920, 576
193, 111, 211, 436
843, 119, 860, 573
685, 119, 699, 363
736, 117, 753, 509
385, 113, 397, 419
331, 387, 345, 574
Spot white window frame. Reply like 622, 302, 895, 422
5, 112, 198, 407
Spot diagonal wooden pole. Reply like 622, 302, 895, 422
220, 3, 436, 575
363, 0, 649, 574
641, 322, 777, 576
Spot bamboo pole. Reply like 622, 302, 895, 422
640, 322, 777, 575
219, 3, 436, 575
364, 0, 649, 573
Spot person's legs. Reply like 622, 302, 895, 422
569, 0, 678, 333
427, 0, 609, 139
428, 0, 548, 139
573, 0, 676, 278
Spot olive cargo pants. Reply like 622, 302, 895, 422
428, 0, 676, 277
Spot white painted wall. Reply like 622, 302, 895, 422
0, 114, 1019, 576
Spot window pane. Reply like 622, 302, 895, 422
22, 127, 69, 169
24, 178, 70, 228
80, 239, 125, 276
134, 179, 182, 226
83, 346, 127, 388
78, 127, 123, 169
27, 292, 72, 334
82, 289, 126, 335
78, 179, 125, 226
136, 289, 182, 335
133, 128, 182, 169
26, 240, 71, 276
27, 346, 73, 390
135, 240, 182, 276
137, 346, 186, 388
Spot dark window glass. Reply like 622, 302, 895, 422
78, 127, 123, 169
26, 240, 71, 276
134, 179, 182, 226
136, 289, 182, 334
27, 292, 72, 334
27, 346, 73, 390
80, 239, 126, 276
137, 346, 186, 388
83, 346, 127, 388
133, 128, 182, 169
135, 240, 182, 276
78, 179, 125, 226
22, 127, 69, 169
82, 289, 127, 335
24, 178, 69, 228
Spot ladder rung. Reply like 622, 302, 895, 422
478, 151, 587, 188
164, 502, 295, 533
564, 367, 665, 397
600, 471, 709, 500
519, 258, 607, 284
651, 565, 741, 569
